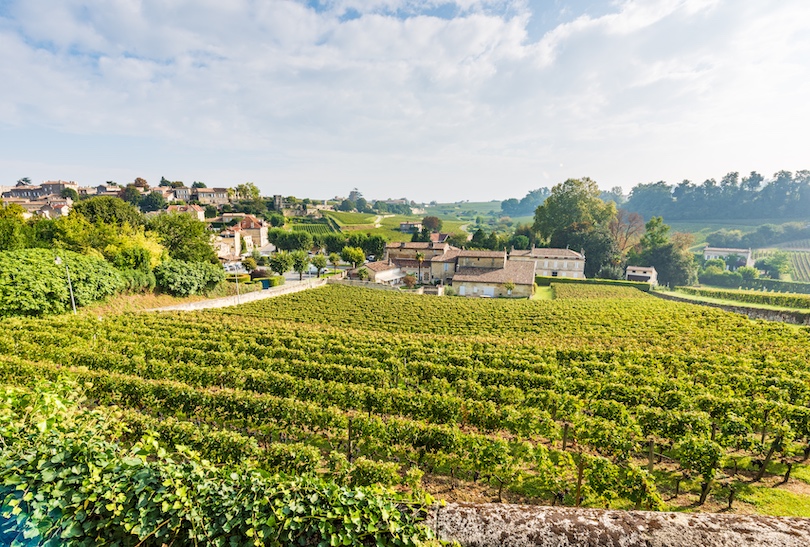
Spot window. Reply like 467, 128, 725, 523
551, 271, 558, 277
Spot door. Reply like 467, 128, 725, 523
483, 287, 495, 297
459, 285, 466, 296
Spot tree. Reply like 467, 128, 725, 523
415, 251, 425, 284
510, 234, 530, 250
159, 177, 172, 187
357, 267, 369, 281
311, 254, 328, 277
323, 234, 348, 254
628, 218, 697, 287
192, 181, 207, 189
402, 274, 417, 288
147, 213, 217, 263
329, 252, 341, 273
549, 223, 618, 278
268, 213, 285, 227
338, 199, 356, 212
608, 210, 644, 257
340, 246, 365, 268
362, 235, 386, 258
755, 252, 790, 279
133, 177, 149, 189
204, 205, 218, 218
73, 196, 143, 226
422, 216, 442, 232
291, 250, 310, 281
119, 185, 144, 207
411, 227, 430, 243
356, 197, 369, 213
242, 257, 257, 272
533, 178, 616, 242
140, 191, 167, 213
234, 183, 260, 201
61, 187, 79, 201
638, 217, 669, 250
269, 251, 293, 276
0, 205, 26, 251
17, 177, 31, 186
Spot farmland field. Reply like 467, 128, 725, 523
2, 284, 810, 517
752, 249, 810, 283
291, 223, 336, 235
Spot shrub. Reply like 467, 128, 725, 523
154, 259, 225, 296
0, 248, 125, 317
120, 269, 157, 293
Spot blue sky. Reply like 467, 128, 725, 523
1, 0, 809, 202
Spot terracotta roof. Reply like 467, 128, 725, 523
703, 247, 751, 254
430, 232, 450, 243
385, 242, 449, 250
458, 250, 506, 258
364, 260, 398, 273
510, 247, 583, 259
389, 258, 423, 269
431, 249, 462, 263
452, 261, 536, 286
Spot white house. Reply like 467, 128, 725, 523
510, 247, 586, 279
625, 266, 658, 286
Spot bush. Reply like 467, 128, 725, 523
120, 269, 157, 293
0, 249, 125, 317
154, 259, 225, 296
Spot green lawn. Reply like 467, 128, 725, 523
323, 211, 377, 226
532, 286, 554, 300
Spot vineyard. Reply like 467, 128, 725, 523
291, 223, 336, 235
2, 284, 810, 528
752, 249, 810, 283
677, 286, 810, 309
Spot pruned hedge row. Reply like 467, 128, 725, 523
536, 275, 650, 292
678, 286, 810, 309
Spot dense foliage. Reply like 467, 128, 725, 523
0, 381, 433, 546
153, 259, 225, 296
0, 249, 124, 316
678, 287, 810, 309
2, 285, 809, 516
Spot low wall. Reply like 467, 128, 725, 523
327, 278, 403, 292
651, 291, 810, 325
148, 279, 327, 312
429, 503, 810, 547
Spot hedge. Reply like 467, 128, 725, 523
153, 260, 225, 296
699, 271, 810, 295
535, 275, 651, 292
0, 248, 125, 317
678, 286, 810, 309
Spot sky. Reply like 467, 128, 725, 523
1, 0, 809, 203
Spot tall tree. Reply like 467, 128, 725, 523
608, 210, 644, 257
73, 197, 143, 226
532, 178, 616, 242
147, 213, 216, 263
290, 250, 310, 281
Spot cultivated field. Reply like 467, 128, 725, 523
2, 285, 810, 516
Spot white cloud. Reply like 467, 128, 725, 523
0, 0, 809, 200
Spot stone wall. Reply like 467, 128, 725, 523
147, 279, 327, 312
428, 503, 810, 547
650, 291, 810, 325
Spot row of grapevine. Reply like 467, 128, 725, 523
678, 286, 810, 309
1, 284, 809, 512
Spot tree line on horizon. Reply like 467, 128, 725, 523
503, 169, 810, 221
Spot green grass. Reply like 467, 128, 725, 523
735, 485, 810, 517
532, 286, 554, 300
359, 215, 470, 243
323, 211, 377, 226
